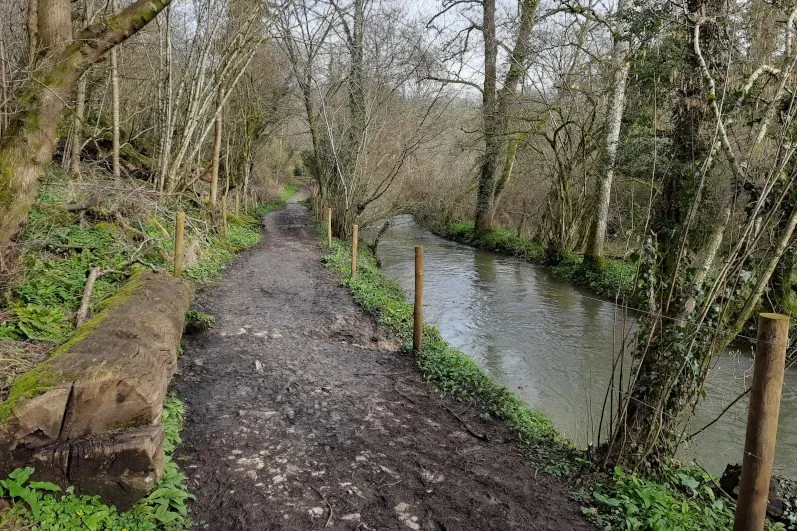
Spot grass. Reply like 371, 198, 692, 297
319, 223, 778, 531
437, 220, 636, 299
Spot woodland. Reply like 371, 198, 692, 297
1, 0, 797, 528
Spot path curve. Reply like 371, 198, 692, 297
173, 193, 592, 530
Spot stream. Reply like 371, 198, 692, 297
374, 215, 797, 478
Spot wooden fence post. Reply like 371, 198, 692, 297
351, 224, 359, 278
221, 195, 228, 236
327, 208, 333, 248
734, 313, 790, 531
174, 212, 185, 278
413, 245, 424, 352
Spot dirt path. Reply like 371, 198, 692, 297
173, 193, 593, 530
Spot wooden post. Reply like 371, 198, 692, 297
235, 190, 240, 216
173, 212, 185, 278
413, 245, 424, 352
221, 195, 228, 236
734, 313, 790, 531
327, 208, 333, 248
351, 224, 359, 278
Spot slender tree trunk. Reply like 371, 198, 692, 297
475, 0, 498, 233
0, 35, 7, 138
110, 0, 121, 180
0, 0, 172, 253
27, 0, 38, 66
475, 0, 538, 232
585, 1, 630, 264
69, 73, 87, 175
157, 6, 173, 192
210, 101, 223, 205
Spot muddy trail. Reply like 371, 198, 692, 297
173, 192, 592, 530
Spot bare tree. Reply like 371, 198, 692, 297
0, 0, 172, 259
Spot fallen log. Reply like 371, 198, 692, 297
0, 269, 192, 508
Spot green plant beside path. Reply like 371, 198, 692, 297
319, 222, 782, 531
0, 398, 192, 530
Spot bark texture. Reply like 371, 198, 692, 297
0, 270, 191, 508
0, 0, 172, 254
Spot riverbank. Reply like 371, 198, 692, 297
425, 218, 636, 300
327, 221, 772, 530
172, 193, 592, 529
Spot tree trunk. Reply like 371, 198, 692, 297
110, 0, 121, 180
0, 35, 8, 138
156, 6, 173, 192
0, 0, 173, 255
27, 0, 38, 66
210, 102, 223, 205
475, 0, 538, 233
607, 0, 725, 468
585, 1, 630, 265
69, 73, 88, 175
474, 0, 498, 233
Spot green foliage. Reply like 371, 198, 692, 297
185, 309, 215, 333
0, 184, 294, 341
320, 229, 579, 475
439, 220, 636, 299
281, 183, 301, 202
0, 398, 193, 531
584, 466, 737, 531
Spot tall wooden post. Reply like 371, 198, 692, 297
351, 224, 359, 278
173, 212, 185, 278
734, 313, 789, 531
413, 245, 424, 352
327, 208, 333, 248
221, 195, 228, 236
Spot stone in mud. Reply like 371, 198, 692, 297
719, 463, 797, 525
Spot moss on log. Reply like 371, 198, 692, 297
0, 269, 192, 508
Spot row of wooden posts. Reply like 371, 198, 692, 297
324, 207, 425, 353
178, 201, 786, 530
172, 191, 247, 278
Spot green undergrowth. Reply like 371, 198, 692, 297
0, 177, 294, 344
0, 177, 298, 527
319, 226, 580, 475
0, 397, 193, 530
319, 224, 770, 531
578, 464, 784, 531
437, 220, 636, 299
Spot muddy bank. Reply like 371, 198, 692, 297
173, 198, 592, 529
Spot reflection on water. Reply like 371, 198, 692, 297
375, 216, 797, 478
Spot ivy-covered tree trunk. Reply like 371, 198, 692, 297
606, 0, 725, 468
0, 0, 171, 261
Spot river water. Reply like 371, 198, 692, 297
374, 216, 797, 478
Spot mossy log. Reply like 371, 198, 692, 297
0, 270, 192, 508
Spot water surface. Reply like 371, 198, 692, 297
375, 216, 797, 478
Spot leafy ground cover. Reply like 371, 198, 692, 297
438, 220, 637, 299
0, 397, 192, 531
319, 226, 773, 531
0, 174, 298, 529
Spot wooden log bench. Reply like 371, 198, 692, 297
0, 270, 192, 509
